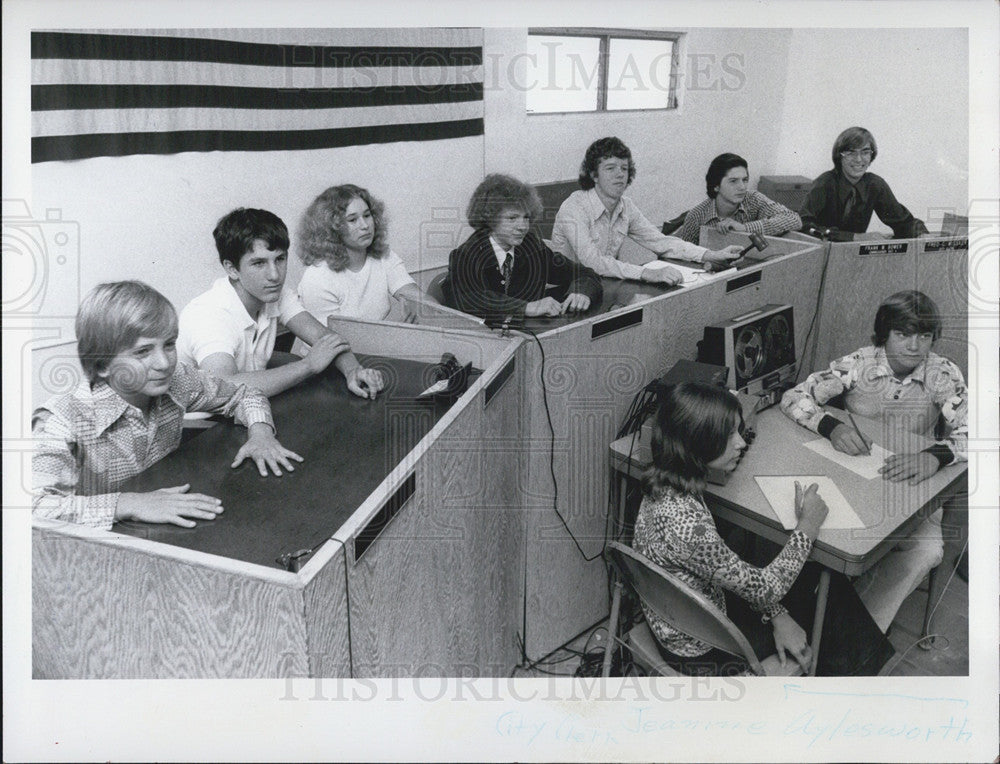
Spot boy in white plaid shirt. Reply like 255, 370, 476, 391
33, 280, 301, 530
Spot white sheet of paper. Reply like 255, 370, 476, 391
417, 379, 449, 397
754, 475, 866, 530
642, 260, 731, 283
802, 437, 894, 480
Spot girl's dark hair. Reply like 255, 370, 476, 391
705, 153, 748, 198
872, 290, 942, 345
578, 137, 636, 190
642, 382, 739, 496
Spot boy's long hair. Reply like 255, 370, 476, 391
642, 382, 739, 496
831, 126, 878, 170
578, 136, 636, 190
465, 173, 542, 231
76, 280, 178, 384
872, 290, 942, 345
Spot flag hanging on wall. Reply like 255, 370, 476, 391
31, 28, 484, 163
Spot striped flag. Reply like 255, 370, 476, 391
31, 28, 484, 163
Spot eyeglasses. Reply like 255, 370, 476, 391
839, 148, 873, 160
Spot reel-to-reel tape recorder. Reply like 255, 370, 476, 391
697, 304, 796, 407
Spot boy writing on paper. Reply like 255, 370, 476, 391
33, 281, 300, 530
780, 290, 968, 631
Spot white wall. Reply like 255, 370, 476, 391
483, 27, 795, 223
772, 28, 968, 232
28, 26, 969, 347
31, 137, 484, 332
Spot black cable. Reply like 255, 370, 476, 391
515, 325, 604, 563
794, 238, 834, 382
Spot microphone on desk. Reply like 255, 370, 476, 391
803, 224, 835, 240
418, 352, 472, 400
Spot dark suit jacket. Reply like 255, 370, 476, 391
443, 228, 603, 324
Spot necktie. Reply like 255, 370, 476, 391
843, 185, 859, 223
501, 253, 513, 294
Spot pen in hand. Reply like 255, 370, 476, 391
846, 412, 872, 456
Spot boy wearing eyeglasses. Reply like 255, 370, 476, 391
799, 126, 929, 242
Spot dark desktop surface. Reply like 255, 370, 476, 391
517, 274, 684, 333
116, 356, 477, 569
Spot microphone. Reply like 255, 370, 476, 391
803, 224, 835, 240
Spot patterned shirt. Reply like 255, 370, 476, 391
551, 188, 707, 280
677, 191, 803, 244
633, 486, 813, 657
780, 346, 967, 465
32, 363, 273, 529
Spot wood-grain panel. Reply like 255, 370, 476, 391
33, 526, 309, 678
520, 244, 826, 659
344, 345, 526, 676
814, 238, 968, 375
302, 542, 352, 677
915, 240, 968, 375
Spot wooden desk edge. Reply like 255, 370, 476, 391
31, 516, 340, 587
331, 341, 522, 548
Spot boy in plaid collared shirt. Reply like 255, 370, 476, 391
33, 280, 301, 530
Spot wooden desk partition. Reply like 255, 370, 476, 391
32, 321, 524, 678
811, 236, 968, 376
327, 318, 526, 677
517, 237, 825, 659
32, 519, 349, 679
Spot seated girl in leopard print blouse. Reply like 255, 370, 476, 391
632, 382, 893, 676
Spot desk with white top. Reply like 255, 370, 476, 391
609, 407, 967, 674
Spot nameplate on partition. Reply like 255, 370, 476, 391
592, 309, 643, 340
485, 356, 515, 408
858, 242, 910, 255
922, 238, 968, 252
724, 270, 762, 294
353, 472, 416, 564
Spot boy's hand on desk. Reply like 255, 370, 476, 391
879, 452, 939, 484
233, 423, 304, 476
525, 297, 562, 317
347, 367, 384, 399
560, 293, 591, 313
702, 245, 743, 265
117, 484, 223, 528
641, 264, 682, 285
771, 612, 813, 673
830, 423, 871, 456
400, 301, 420, 324
305, 333, 352, 374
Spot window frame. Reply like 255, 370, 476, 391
526, 27, 683, 115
